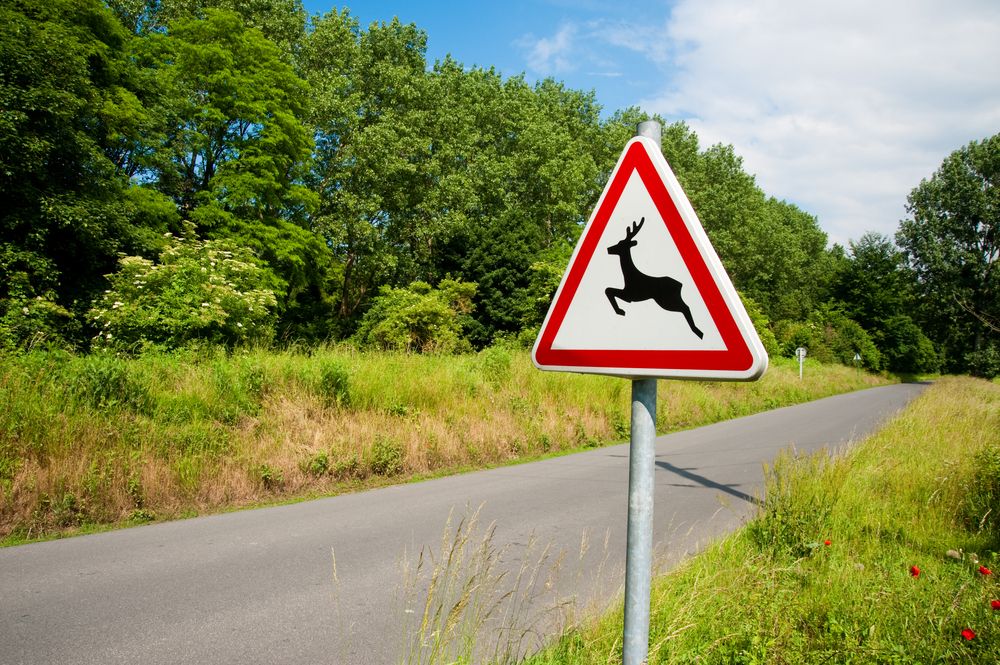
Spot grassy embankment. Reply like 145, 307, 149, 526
525, 376, 1000, 664
0, 347, 887, 544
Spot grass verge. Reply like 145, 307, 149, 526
525, 376, 1000, 664
1, 347, 888, 544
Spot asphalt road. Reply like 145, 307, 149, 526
0, 383, 927, 664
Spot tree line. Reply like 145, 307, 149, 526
1, 0, 996, 376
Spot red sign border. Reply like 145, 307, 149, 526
533, 139, 755, 374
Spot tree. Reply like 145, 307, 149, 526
89, 233, 279, 351
140, 9, 330, 339
831, 232, 938, 373
0, 0, 171, 347
897, 134, 999, 373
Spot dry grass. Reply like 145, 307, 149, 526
0, 347, 889, 542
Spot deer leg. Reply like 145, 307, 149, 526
605, 288, 627, 316
679, 303, 704, 339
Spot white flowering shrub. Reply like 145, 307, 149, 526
89, 235, 278, 351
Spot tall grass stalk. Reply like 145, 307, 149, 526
0, 348, 888, 542
399, 506, 593, 665
526, 376, 1000, 664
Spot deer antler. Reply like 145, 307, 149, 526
624, 217, 645, 240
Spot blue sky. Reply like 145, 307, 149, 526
302, 1, 1000, 248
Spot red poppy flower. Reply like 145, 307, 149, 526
961, 628, 976, 641
979, 566, 993, 576
910, 565, 920, 577
991, 600, 1000, 610
824, 539, 831, 546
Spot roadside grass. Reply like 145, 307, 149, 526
525, 376, 1000, 664
0, 347, 888, 544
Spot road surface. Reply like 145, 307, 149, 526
0, 383, 927, 664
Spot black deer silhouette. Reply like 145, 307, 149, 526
605, 217, 704, 339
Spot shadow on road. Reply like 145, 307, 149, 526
654, 460, 762, 507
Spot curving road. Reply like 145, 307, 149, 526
0, 383, 927, 664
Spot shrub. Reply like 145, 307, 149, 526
316, 360, 350, 407
965, 344, 1000, 380
88, 234, 278, 352
774, 306, 881, 369
370, 437, 404, 476
352, 279, 476, 353
875, 314, 940, 374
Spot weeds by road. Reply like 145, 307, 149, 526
525, 376, 1000, 663
0, 347, 887, 543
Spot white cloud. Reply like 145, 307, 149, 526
638, 0, 1000, 245
517, 24, 578, 74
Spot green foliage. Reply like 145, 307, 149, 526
898, 133, 1000, 373
316, 360, 350, 407
775, 307, 881, 370
477, 345, 513, 386
353, 279, 477, 353
370, 437, 404, 476
963, 444, 1000, 546
301, 452, 329, 477
89, 234, 278, 351
748, 451, 840, 559
69, 355, 151, 413
876, 314, 940, 375
0, 0, 168, 322
739, 293, 780, 358
965, 343, 1000, 380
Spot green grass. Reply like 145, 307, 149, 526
0, 347, 890, 544
525, 376, 1000, 664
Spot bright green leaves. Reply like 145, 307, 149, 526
352, 279, 477, 353
897, 134, 1000, 375
89, 234, 279, 351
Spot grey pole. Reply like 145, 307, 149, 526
622, 119, 662, 665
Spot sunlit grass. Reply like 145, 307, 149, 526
526, 376, 1000, 664
0, 347, 889, 543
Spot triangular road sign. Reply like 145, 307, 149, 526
532, 136, 768, 380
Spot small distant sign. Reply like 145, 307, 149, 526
796, 347, 807, 360
853, 352, 861, 362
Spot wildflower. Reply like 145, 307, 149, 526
201, 302, 210, 308
979, 566, 992, 576
22, 307, 29, 315
991, 600, 1000, 610
824, 540, 831, 546
236, 322, 243, 328
961, 628, 976, 641
910, 565, 920, 577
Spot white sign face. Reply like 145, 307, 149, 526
532, 136, 768, 381
551, 171, 727, 354
796, 347, 807, 360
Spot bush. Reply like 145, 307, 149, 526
965, 344, 1000, 380
875, 315, 940, 374
740, 293, 780, 358
316, 360, 350, 407
370, 437, 404, 476
352, 279, 476, 353
774, 306, 881, 370
88, 234, 278, 352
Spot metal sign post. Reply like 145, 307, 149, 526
796, 346, 807, 379
622, 120, 662, 665
531, 118, 769, 665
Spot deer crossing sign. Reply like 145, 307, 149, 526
532, 136, 768, 381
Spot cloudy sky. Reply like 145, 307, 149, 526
304, 0, 1000, 247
